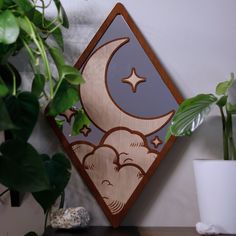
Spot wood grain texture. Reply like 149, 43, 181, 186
47, 3, 184, 228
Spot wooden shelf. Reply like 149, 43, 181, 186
43, 227, 210, 236
139, 227, 199, 236
44, 226, 236, 236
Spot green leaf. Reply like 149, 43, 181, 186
165, 126, 172, 142
0, 97, 15, 131
0, 140, 50, 192
18, 16, 34, 37
0, 10, 20, 44
227, 102, 236, 114
53, 0, 69, 28
55, 118, 65, 129
168, 94, 217, 136
216, 95, 228, 107
60, 65, 84, 85
31, 9, 50, 31
5, 92, 39, 141
49, 49, 84, 85
0, 0, 3, 9
2, 1, 16, 9
0, 76, 9, 97
52, 27, 64, 50
31, 9, 64, 50
0, 63, 21, 93
216, 73, 234, 96
72, 109, 90, 136
48, 80, 79, 116
61, 65, 79, 76
31, 74, 45, 97
53, 153, 71, 170
60, 5, 69, 28
24, 232, 38, 236
13, 0, 33, 13
0, 43, 17, 64
65, 72, 84, 86
65, 73, 84, 86
33, 153, 71, 213
48, 46, 65, 72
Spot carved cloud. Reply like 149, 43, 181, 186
71, 127, 158, 215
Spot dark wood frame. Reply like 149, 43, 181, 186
47, 3, 183, 228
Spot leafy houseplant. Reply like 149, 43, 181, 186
167, 73, 236, 160
0, 0, 86, 234
167, 74, 236, 234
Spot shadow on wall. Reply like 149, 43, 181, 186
122, 115, 223, 225
122, 137, 191, 225
62, 2, 106, 65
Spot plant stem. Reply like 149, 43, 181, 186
219, 106, 229, 160
226, 109, 236, 160
24, 16, 54, 99
0, 189, 9, 197
36, 36, 54, 99
44, 209, 49, 231
48, 22, 62, 33
59, 191, 65, 209
42, 89, 49, 101
53, 76, 63, 97
39, 0, 46, 27
22, 39, 39, 74
45, 17, 58, 29
229, 138, 236, 160
35, 0, 52, 9
6, 64, 16, 96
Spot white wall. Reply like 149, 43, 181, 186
1, 0, 236, 235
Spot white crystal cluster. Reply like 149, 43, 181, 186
196, 222, 220, 235
50, 207, 90, 229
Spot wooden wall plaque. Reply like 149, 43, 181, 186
47, 3, 183, 227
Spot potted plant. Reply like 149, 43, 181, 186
166, 73, 236, 234
0, 0, 86, 235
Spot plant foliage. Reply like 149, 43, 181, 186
167, 74, 236, 160
0, 0, 87, 229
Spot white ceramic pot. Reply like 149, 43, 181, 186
193, 160, 236, 234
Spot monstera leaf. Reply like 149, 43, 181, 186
166, 94, 217, 139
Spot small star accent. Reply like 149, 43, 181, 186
59, 107, 77, 123
80, 125, 91, 137
151, 136, 163, 148
122, 68, 146, 93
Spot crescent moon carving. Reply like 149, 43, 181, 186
80, 38, 174, 136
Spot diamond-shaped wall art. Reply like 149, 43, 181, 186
47, 3, 183, 227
